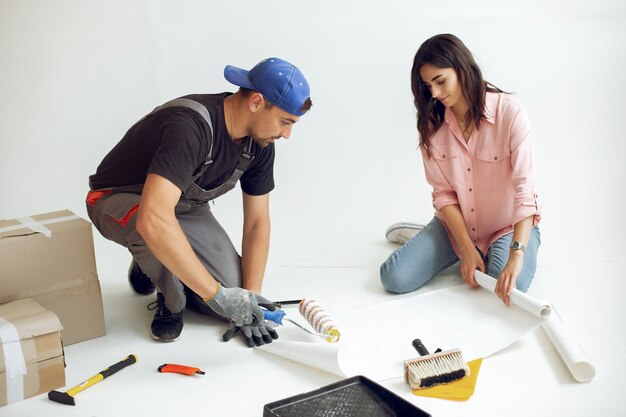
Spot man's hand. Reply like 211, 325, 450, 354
222, 322, 279, 347
204, 285, 276, 326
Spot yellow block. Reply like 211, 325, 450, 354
412, 358, 483, 401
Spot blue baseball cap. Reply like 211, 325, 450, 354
224, 57, 311, 116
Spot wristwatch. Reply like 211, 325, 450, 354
510, 241, 526, 253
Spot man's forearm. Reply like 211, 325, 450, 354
241, 222, 270, 294
137, 174, 222, 300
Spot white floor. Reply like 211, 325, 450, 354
3, 229, 624, 417
1, 2, 624, 416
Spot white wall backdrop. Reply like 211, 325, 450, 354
1, 0, 625, 270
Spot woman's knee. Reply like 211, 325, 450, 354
487, 259, 536, 293
487, 227, 540, 293
380, 262, 424, 294
379, 217, 456, 294
515, 274, 534, 292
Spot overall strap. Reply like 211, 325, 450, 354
236, 137, 255, 171
182, 136, 256, 205
88, 98, 214, 194
150, 98, 214, 163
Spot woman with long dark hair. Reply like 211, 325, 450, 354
381, 34, 541, 306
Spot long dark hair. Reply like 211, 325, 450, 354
411, 34, 504, 156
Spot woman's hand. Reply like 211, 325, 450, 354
495, 251, 524, 306
460, 246, 485, 288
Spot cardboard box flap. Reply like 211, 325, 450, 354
0, 299, 63, 376
0, 210, 84, 239
0, 354, 66, 406
0, 209, 99, 304
0, 298, 63, 342
0, 209, 105, 346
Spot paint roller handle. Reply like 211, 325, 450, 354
263, 309, 286, 325
273, 299, 302, 307
100, 354, 137, 379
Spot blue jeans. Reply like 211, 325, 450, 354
380, 217, 541, 294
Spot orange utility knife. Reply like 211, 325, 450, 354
158, 364, 205, 376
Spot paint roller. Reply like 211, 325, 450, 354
264, 298, 340, 343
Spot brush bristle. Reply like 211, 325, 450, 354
404, 350, 470, 389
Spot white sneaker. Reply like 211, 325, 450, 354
385, 222, 425, 244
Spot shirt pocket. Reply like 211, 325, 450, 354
475, 146, 511, 191
431, 145, 462, 186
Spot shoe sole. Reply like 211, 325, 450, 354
149, 329, 182, 343
385, 222, 425, 243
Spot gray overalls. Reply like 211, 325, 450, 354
87, 99, 254, 313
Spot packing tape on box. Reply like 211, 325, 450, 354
17, 216, 52, 238
0, 316, 27, 403
0, 214, 79, 237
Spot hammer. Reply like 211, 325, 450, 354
48, 354, 137, 406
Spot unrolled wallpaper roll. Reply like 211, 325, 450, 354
259, 273, 595, 383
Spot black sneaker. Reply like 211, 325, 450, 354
147, 293, 183, 342
128, 261, 156, 295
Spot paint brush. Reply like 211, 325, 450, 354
404, 339, 470, 389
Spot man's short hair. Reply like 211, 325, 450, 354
239, 87, 312, 114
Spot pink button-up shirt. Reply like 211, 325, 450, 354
421, 92, 541, 256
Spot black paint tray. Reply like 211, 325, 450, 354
263, 375, 431, 417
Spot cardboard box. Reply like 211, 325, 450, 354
0, 210, 106, 345
0, 298, 65, 406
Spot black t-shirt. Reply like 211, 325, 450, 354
89, 93, 275, 196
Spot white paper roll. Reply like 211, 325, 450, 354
542, 311, 596, 382
474, 270, 594, 383
474, 270, 551, 318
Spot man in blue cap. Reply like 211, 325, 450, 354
86, 57, 312, 347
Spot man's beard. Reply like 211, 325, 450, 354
251, 135, 278, 148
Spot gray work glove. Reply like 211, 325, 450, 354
204, 284, 276, 326
222, 321, 279, 347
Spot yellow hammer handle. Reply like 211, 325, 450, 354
66, 354, 137, 397
66, 374, 104, 396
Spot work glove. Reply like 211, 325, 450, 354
204, 284, 276, 326
222, 321, 279, 347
